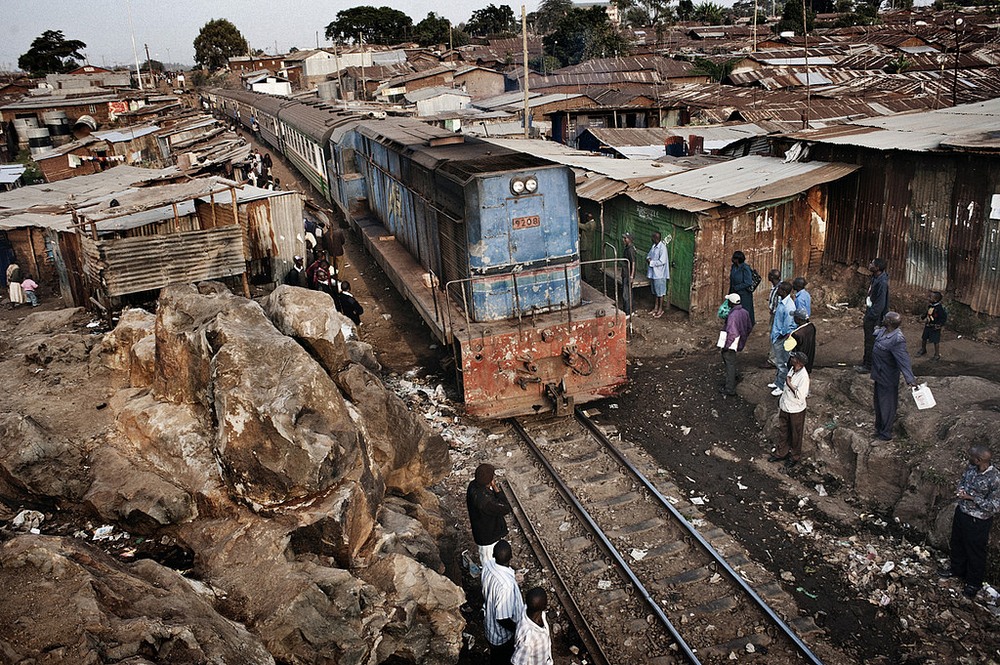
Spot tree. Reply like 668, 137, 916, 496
325, 6, 413, 44
694, 1, 727, 23
691, 56, 738, 81
141, 59, 164, 73
194, 19, 248, 70
775, 0, 815, 33
414, 12, 468, 47
677, 0, 696, 20
613, 0, 674, 27
535, 0, 574, 33
465, 4, 517, 36
544, 6, 631, 67
17, 30, 86, 76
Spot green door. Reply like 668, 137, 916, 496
663, 222, 693, 311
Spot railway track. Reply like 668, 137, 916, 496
502, 409, 828, 665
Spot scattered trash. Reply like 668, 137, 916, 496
796, 586, 818, 599
597, 580, 612, 590
86, 321, 101, 328
608, 403, 619, 409
794, 520, 814, 535
737, 481, 748, 491
559, 521, 571, 532
709, 573, 722, 584
881, 561, 895, 574
815, 484, 828, 497
710, 409, 719, 419
798, 497, 809, 508
630, 548, 648, 561
729, 652, 738, 660
93, 525, 115, 541
680, 426, 691, 435
781, 571, 796, 582
12, 510, 44, 532
690, 496, 707, 505
460, 550, 480, 578
381, 313, 392, 320
745, 643, 757, 653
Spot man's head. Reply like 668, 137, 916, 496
732, 251, 746, 265
792, 276, 807, 292
726, 293, 741, 306
930, 290, 942, 303
870, 258, 887, 274
474, 463, 495, 487
790, 351, 808, 369
294, 255, 303, 267
493, 540, 512, 566
622, 232, 633, 246
341, 281, 351, 292
777, 281, 793, 298
651, 231, 662, 244
768, 269, 781, 285
525, 586, 547, 613
882, 311, 902, 330
793, 308, 809, 324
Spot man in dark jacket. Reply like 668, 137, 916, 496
784, 309, 816, 373
729, 251, 756, 325
719, 293, 753, 396
338, 281, 363, 326
284, 256, 309, 288
857, 258, 889, 372
467, 463, 512, 565
871, 312, 916, 441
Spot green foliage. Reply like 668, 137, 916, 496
535, 0, 574, 33
528, 54, 563, 74
690, 56, 738, 81
677, 0, 696, 20
466, 4, 517, 36
414, 13, 468, 47
194, 19, 248, 70
142, 59, 164, 73
614, 0, 675, 26
17, 30, 87, 76
543, 6, 631, 67
694, 1, 727, 23
325, 6, 413, 44
774, 0, 816, 33
886, 55, 912, 73
15, 150, 43, 185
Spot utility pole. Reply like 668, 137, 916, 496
522, 5, 530, 138
144, 43, 154, 90
952, 17, 964, 106
359, 32, 367, 102
802, 0, 811, 129
126, 0, 143, 89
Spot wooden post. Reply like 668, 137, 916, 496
172, 202, 180, 232
210, 192, 217, 228
232, 187, 250, 298
26, 227, 42, 280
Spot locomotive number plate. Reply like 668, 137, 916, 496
512, 215, 541, 230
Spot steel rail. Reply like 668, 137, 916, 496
508, 417, 701, 664
574, 407, 826, 665
501, 479, 611, 665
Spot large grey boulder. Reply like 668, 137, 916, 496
0, 535, 274, 665
0, 413, 91, 503
336, 363, 451, 495
261, 284, 350, 375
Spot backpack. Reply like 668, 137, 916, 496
750, 267, 762, 292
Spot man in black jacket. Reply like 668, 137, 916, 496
467, 463, 511, 565
857, 258, 889, 373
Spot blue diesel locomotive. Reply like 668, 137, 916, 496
206, 89, 627, 417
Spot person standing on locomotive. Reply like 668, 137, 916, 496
621, 232, 636, 317
647, 232, 669, 319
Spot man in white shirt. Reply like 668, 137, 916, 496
646, 231, 670, 318
512, 587, 553, 665
770, 351, 809, 467
481, 540, 524, 664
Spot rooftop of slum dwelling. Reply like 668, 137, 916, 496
75, 176, 244, 226
0, 91, 119, 110
0, 164, 27, 185
643, 154, 860, 207
783, 97, 1000, 152
0, 166, 176, 216
0, 212, 74, 232
524, 71, 667, 89
404, 86, 471, 103
553, 55, 697, 79
585, 123, 775, 151
480, 137, 689, 182
382, 65, 457, 88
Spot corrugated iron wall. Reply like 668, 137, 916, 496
82, 226, 245, 297
816, 146, 1000, 317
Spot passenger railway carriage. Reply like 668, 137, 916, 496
206, 89, 628, 418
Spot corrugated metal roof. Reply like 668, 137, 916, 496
0, 164, 26, 185
0, 212, 73, 232
480, 137, 686, 181
0, 166, 176, 215
644, 155, 860, 206
574, 173, 627, 202
626, 187, 718, 213
78, 176, 242, 223
93, 125, 160, 143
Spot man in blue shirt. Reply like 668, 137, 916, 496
870, 312, 916, 441
769, 282, 796, 396
792, 277, 811, 317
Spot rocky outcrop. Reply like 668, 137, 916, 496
0, 413, 90, 503
0, 534, 274, 665
336, 363, 451, 495
261, 284, 351, 374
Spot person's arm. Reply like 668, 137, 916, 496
731, 265, 752, 292
472, 486, 512, 517
648, 245, 665, 268
870, 278, 888, 318
891, 337, 917, 386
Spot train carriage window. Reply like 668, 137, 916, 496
342, 148, 357, 174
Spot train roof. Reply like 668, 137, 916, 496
209, 88, 293, 117
357, 118, 556, 183
279, 100, 359, 144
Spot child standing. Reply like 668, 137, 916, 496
917, 290, 947, 360
20, 275, 39, 307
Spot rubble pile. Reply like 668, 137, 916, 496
0, 284, 463, 664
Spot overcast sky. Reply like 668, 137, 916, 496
1, 0, 540, 70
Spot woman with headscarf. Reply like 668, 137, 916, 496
6, 262, 26, 306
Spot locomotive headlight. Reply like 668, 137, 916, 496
510, 178, 526, 195
524, 176, 538, 193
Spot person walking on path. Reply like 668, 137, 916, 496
769, 282, 796, 396
512, 587, 553, 665
857, 258, 889, 373
646, 232, 669, 318
20, 275, 39, 307
481, 540, 524, 665
939, 446, 1000, 599
917, 291, 947, 360
719, 293, 753, 396
621, 232, 636, 317
337, 281, 364, 326
467, 463, 512, 565
870, 312, 917, 441
784, 309, 816, 373
770, 352, 810, 467
729, 251, 756, 326
792, 277, 811, 317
